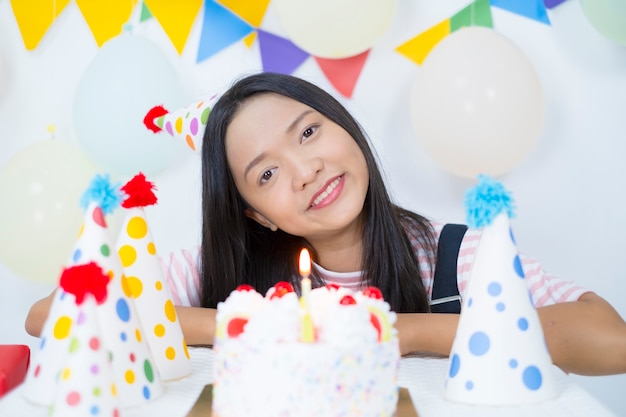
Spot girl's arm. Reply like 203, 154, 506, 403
396, 292, 626, 375
25, 293, 217, 347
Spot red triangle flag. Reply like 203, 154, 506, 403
314, 50, 370, 98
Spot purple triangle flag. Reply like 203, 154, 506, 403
543, 0, 567, 9
197, 0, 255, 63
257, 29, 310, 75
489, 0, 551, 25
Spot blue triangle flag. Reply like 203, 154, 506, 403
197, 0, 255, 63
257, 30, 310, 74
489, 0, 551, 25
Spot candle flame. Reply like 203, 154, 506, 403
299, 248, 311, 277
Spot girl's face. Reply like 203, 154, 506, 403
225, 93, 369, 243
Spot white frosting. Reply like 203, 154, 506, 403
212, 284, 400, 417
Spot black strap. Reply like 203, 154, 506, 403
430, 224, 467, 314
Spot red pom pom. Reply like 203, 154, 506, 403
59, 262, 110, 305
121, 172, 157, 208
236, 284, 255, 292
143, 105, 169, 133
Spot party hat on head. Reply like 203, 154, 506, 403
50, 262, 120, 417
143, 93, 219, 152
444, 174, 558, 405
71, 174, 163, 407
116, 172, 192, 381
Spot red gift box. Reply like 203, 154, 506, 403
0, 345, 30, 398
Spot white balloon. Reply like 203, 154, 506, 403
410, 27, 544, 179
273, 0, 397, 58
73, 32, 187, 177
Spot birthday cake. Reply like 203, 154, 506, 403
212, 282, 400, 417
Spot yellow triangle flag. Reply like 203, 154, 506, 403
243, 31, 257, 48
10, 0, 70, 50
218, 0, 270, 27
143, 0, 203, 54
75, 0, 138, 47
395, 19, 450, 66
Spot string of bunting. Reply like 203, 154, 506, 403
9, 0, 563, 98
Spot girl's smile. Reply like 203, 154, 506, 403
225, 92, 369, 243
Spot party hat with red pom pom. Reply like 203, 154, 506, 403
50, 262, 120, 417
444, 174, 557, 405
116, 172, 192, 381
23, 174, 163, 408
143, 93, 219, 152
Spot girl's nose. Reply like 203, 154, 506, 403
292, 155, 323, 191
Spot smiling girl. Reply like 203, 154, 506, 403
26, 73, 626, 375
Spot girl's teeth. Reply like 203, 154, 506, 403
312, 177, 341, 207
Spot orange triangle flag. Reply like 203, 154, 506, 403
143, 0, 203, 54
217, 0, 270, 27
10, 0, 70, 50
75, 0, 138, 47
395, 19, 450, 66
314, 50, 370, 99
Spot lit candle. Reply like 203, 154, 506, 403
299, 248, 314, 342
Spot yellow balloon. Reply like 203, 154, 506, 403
273, 0, 397, 58
410, 27, 544, 179
0, 140, 97, 283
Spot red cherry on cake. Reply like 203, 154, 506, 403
339, 295, 357, 305
226, 317, 249, 337
362, 286, 383, 299
236, 284, 255, 292
269, 281, 294, 299
325, 283, 341, 291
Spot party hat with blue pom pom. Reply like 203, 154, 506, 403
22, 174, 163, 408
444, 174, 558, 405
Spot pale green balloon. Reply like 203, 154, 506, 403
0, 140, 97, 283
580, 0, 626, 47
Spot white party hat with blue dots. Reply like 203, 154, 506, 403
444, 174, 558, 405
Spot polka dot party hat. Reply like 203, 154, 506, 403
116, 172, 192, 381
143, 93, 219, 152
50, 262, 121, 417
23, 174, 163, 408
444, 174, 558, 405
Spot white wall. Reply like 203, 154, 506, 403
1, 0, 625, 413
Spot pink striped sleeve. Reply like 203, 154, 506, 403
456, 228, 590, 306
160, 246, 203, 307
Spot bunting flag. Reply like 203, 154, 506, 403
197, 0, 255, 63
490, 0, 551, 25
10, 0, 70, 50
314, 50, 370, 98
395, 20, 450, 66
451, 0, 493, 31
396, 0, 493, 66
543, 0, 568, 8
143, 0, 202, 54
140, 2, 153, 22
218, 0, 271, 27
258, 30, 310, 75
243, 31, 257, 48
75, 0, 138, 47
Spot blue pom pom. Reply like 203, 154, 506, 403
464, 174, 516, 228
80, 174, 125, 215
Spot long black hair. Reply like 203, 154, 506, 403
200, 72, 435, 312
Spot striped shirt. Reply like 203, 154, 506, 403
161, 222, 589, 308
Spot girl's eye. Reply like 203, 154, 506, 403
260, 168, 276, 184
301, 125, 318, 142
